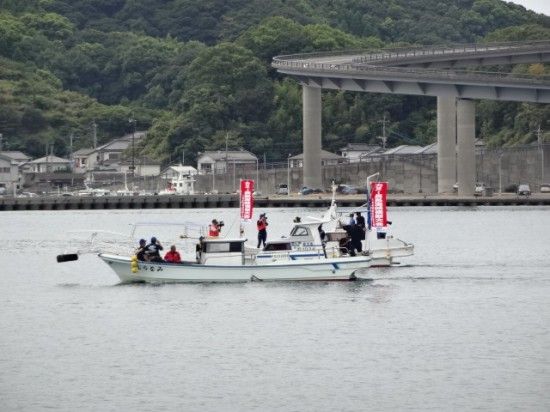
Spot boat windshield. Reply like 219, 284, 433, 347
291, 226, 310, 236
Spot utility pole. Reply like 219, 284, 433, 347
287, 153, 291, 196
45, 143, 51, 173
69, 132, 75, 159
225, 132, 229, 175
0, 133, 3, 151
378, 114, 388, 149
537, 124, 545, 183
129, 117, 136, 177
498, 151, 503, 195
92, 120, 97, 148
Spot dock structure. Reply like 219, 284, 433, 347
1, 194, 549, 211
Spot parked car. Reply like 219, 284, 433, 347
276, 184, 288, 195
474, 182, 486, 196
517, 184, 531, 196
336, 184, 359, 195
17, 192, 38, 198
540, 183, 550, 193
299, 186, 323, 195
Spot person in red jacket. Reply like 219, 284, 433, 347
164, 245, 181, 263
256, 213, 268, 248
208, 219, 222, 237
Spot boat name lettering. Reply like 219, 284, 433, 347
138, 265, 164, 272
292, 242, 314, 248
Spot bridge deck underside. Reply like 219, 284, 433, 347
280, 72, 550, 103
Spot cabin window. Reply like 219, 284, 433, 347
291, 226, 310, 237
264, 243, 292, 251
204, 242, 243, 253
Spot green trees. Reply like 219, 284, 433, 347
141, 43, 275, 163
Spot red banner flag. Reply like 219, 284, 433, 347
240, 179, 254, 221
370, 181, 388, 227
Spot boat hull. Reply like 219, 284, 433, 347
98, 253, 372, 283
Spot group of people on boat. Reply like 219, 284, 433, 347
135, 237, 182, 263
341, 212, 367, 256
206, 214, 269, 250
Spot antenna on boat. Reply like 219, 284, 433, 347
366, 172, 380, 196
330, 180, 337, 207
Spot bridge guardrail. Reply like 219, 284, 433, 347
273, 40, 550, 62
353, 40, 550, 64
272, 59, 550, 85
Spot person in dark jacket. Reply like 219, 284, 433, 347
343, 222, 363, 256
136, 239, 147, 261
145, 236, 164, 262
355, 212, 366, 240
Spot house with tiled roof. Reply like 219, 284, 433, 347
197, 150, 258, 174
28, 155, 72, 173
339, 143, 384, 162
72, 131, 147, 173
0, 153, 19, 194
289, 150, 346, 168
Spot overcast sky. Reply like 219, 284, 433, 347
506, 0, 550, 16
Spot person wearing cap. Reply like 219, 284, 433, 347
135, 238, 148, 261
145, 236, 164, 262
256, 213, 268, 249
208, 219, 222, 237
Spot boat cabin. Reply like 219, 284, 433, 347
197, 237, 247, 265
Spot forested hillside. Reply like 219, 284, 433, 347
0, 0, 549, 163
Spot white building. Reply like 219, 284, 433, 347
339, 143, 383, 162
118, 157, 161, 177
73, 131, 147, 173
0, 153, 19, 194
0, 151, 32, 165
289, 150, 346, 168
197, 150, 258, 174
160, 165, 198, 180
73, 148, 96, 172
28, 155, 72, 173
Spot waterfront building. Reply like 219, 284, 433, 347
197, 150, 258, 175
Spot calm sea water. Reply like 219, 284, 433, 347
1, 207, 549, 411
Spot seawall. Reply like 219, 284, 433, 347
1, 194, 549, 211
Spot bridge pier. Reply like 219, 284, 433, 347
437, 97, 457, 193
457, 99, 476, 196
302, 85, 323, 189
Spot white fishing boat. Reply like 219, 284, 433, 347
158, 166, 196, 195
250, 197, 413, 268
56, 178, 413, 283
99, 239, 373, 283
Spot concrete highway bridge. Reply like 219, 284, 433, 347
272, 41, 550, 195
